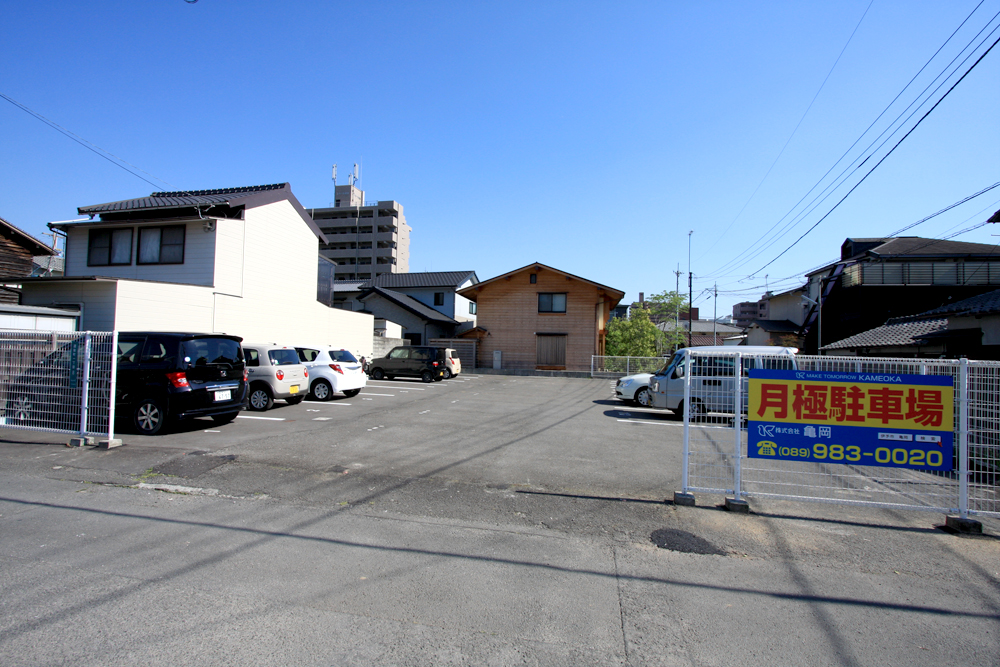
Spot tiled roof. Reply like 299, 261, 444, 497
370, 271, 478, 289
358, 287, 458, 324
821, 318, 947, 350
848, 236, 999, 260
919, 288, 1000, 318
333, 272, 478, 292
79, 184, 290, 214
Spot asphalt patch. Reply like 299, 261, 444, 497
650, 528, 728, 555
154, 453, 236, 479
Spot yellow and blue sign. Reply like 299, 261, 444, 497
748, 369, 954, 470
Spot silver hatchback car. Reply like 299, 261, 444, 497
242, 343, 309, 411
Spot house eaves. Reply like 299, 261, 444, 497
0, 216, 57, 256
358, 287, 458, 325
68, 183, 328, 244
458, 262, 624, 305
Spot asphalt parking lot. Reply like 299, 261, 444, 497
1, 374, 998, 666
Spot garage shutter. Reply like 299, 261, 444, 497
536, 335, 566, 367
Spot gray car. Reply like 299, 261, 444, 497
242, 343, 310, 411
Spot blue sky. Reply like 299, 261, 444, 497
2, 1, 998, 318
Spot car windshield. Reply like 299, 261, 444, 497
329, 350, 357, 362
268, 349, 301, 366
181, 338, 243, 368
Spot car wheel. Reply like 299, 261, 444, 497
371, 368, 385, 380
675, 399, 705, 422
343, 388, 361, 398
635, 387, 652, 407
443, 369, 453, 379
310, 379, 333, 401
211, 411, 240, 425
134, 397, 167, 435
248, 384, 274, 411
285, 396, 304, 405
421, 370, 433, 383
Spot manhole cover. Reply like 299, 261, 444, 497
650, 528, 727, 555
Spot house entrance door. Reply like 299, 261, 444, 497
536, 334, 566, 369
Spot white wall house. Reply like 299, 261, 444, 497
9, 184, 374, 358
333, 271, 479, 324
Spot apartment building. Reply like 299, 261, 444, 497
309, 183, 411, 280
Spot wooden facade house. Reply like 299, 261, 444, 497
0, 216, 57, 304
457, 263, 624, 371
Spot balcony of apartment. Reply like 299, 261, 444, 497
842, 261, 1000, 287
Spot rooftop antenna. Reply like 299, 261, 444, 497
332, 164, 337, 187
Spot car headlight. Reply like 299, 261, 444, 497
620, 379, 632, 387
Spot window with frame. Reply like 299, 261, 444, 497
137, 225, 185, 265
434, 292, 445, 306
88, 228, 133, 266
538, 293, 567, 313
469, 302, 477, 315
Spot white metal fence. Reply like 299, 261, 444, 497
591, 355, 667, 378
0, 331, 117, 439
681, 351, 1000, 519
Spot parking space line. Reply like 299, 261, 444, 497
361, 393, 395, 397
238, 415, 286, 421
313, 417, 333, 421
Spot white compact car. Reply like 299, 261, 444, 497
295, 346, 367, 400
615, 373, 654, 407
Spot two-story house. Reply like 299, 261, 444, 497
3, 184, 374, 356
457, 262, 623, 371
800, 236, 1000, 353
332, 271, 478, 344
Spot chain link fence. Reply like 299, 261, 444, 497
681, 350, 999, 519
591, 355, 668, 379
0, 331, 117, 439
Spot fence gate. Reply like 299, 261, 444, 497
0, 330, 118, 440
681, 351, 999, 520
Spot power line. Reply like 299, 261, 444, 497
697, 0, 875, 261
702, 4, 999, 280
884, 181, 1000, 236
0, 92, 173, 190
748, 29, 1000, 277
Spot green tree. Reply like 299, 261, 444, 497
644, 290, 689, 353
605, 306, 662, 357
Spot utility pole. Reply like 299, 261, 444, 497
713, 283, 718, 345
674, 264, 681, 349
688, 231, 693, 348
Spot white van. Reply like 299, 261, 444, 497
649, 346, 797, 418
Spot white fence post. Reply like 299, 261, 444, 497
682, 354, 692, 493
78, 333, 92, 436
107, 331, 118, 442
959, 358, 969, 519
733, 351, 743, 497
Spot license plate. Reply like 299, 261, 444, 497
289, 385, 299, 394
214, 390, 231, 402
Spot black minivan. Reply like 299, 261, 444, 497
116, 332, 248, 435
